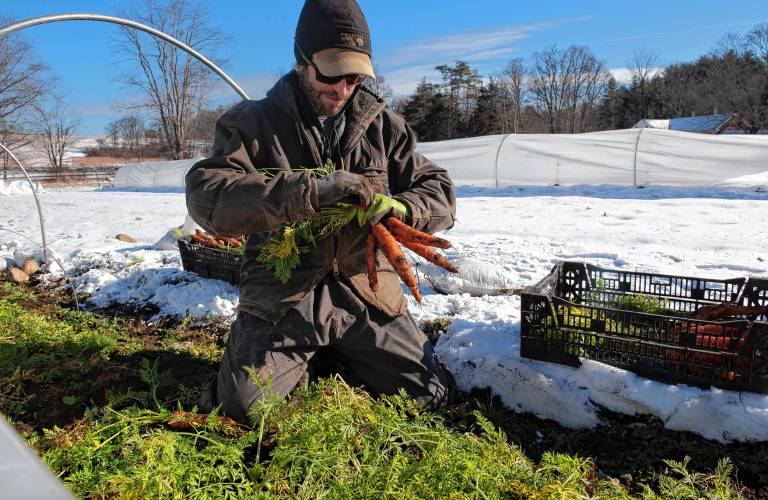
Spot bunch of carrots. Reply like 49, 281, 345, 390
190, 229, 246, 252
368, 217, 459, 303
663, 303, 767, 381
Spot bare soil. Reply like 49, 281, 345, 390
71, 155, 168, 167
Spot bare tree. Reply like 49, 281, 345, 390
36, 104, 80, 173
712, 32, 747, 58
745, 23, 768, 64
367, 65, 394, 107
503, 58, 527, 133
116, 0, 227, 159
529, 46, 567, 133
529, 45, 609, 133
116, 114, 146, 160
567, 46, 611, 132
0, 15, 51, 174
629, 48, 659, 86
0, 20, 49, 125
106, 121, 120, 149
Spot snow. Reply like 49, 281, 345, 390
2, 150, 768, 443
10, 136, 103, 168
0, 180, 46, 196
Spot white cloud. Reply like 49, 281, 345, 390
591, 19, 768, 47
378, 16, 595, 98
380, 25, 534, 69
609, 67, 664, 84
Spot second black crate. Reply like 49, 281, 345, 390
520, 262, 768, 394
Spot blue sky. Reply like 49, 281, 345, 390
3, 0, 767, 134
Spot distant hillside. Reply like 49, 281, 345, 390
11, 136, 105, 169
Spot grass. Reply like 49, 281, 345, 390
0, 282, 749, 499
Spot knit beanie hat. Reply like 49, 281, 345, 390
294, 0, 375, 79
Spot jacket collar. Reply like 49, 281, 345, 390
267, 71, 386, 160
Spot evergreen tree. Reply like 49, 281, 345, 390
471, 79, 512, 136
435, 61, 482, 138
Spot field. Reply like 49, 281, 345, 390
1, 181, 767, 497
2, 280, 766, 498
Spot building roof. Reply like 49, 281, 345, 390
632, 114, 732, 133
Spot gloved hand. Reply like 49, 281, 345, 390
316, 171, 375, 208
358, 193, 409, 226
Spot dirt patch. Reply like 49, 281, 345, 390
449, 388, 768, 497
4, 283, 221, 430
70, 155, 168, 167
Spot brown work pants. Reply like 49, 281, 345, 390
216, 277, 448, 422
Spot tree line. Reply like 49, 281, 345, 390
1, 1, 767, 174
396, 24, 768, 141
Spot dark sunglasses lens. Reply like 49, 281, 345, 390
314, 63, 364, 86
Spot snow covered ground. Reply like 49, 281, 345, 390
1, 180, 768, 443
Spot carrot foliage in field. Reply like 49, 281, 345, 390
29, 376, 742, 499
1, 283, 746, 499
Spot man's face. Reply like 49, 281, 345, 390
299, 63, 359, 117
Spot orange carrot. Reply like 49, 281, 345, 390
366, 233, 378, 292
399, 239, 459, 274
383, 217, 451, 249
371, 223, 422, 303
167, 411, 245, 434
194, 229, 223, 248
190, 233, 208, 246
219, 236, 243, 248
191, 233, 220, 248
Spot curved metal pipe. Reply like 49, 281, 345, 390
0, 13, 249, 304
0, 142, 49, 267
493, 133, 512, 189
0, 13, 249, 101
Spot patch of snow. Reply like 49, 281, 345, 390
1, 167, 767, 442
0, 180, 46, 196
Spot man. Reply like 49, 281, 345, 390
185, 0, 456, 423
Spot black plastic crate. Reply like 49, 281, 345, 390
520, 262, 768, 393
178, 238, 242, 284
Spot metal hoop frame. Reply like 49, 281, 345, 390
0, 12, 249, 270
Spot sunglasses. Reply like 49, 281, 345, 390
295, 42, 367, 86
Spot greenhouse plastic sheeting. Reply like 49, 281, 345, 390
114, 158, 199, 189
114, 129, 768, 189
433, 128, 768, 187
0, 417, 73, 499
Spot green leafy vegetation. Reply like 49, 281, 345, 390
0, 283, 749, 498
255, 160, 382, 283
27, 375, 745, 499
0, 285, 141, 375
250, 379, 623, 499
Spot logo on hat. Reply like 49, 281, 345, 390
340, 32, 365, 48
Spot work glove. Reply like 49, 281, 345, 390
358, 193, 409, 226
316, 171, 375, 208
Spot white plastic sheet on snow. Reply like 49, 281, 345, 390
113, 158, 199, 189
421, 128, 768, 188
114, 129, 768, 190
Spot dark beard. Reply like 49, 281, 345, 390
298, 67, 348, 117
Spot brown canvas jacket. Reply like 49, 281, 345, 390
185, 71, 456, 323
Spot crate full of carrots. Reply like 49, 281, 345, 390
177, 230, 245, 284
520, 262, 768, 394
